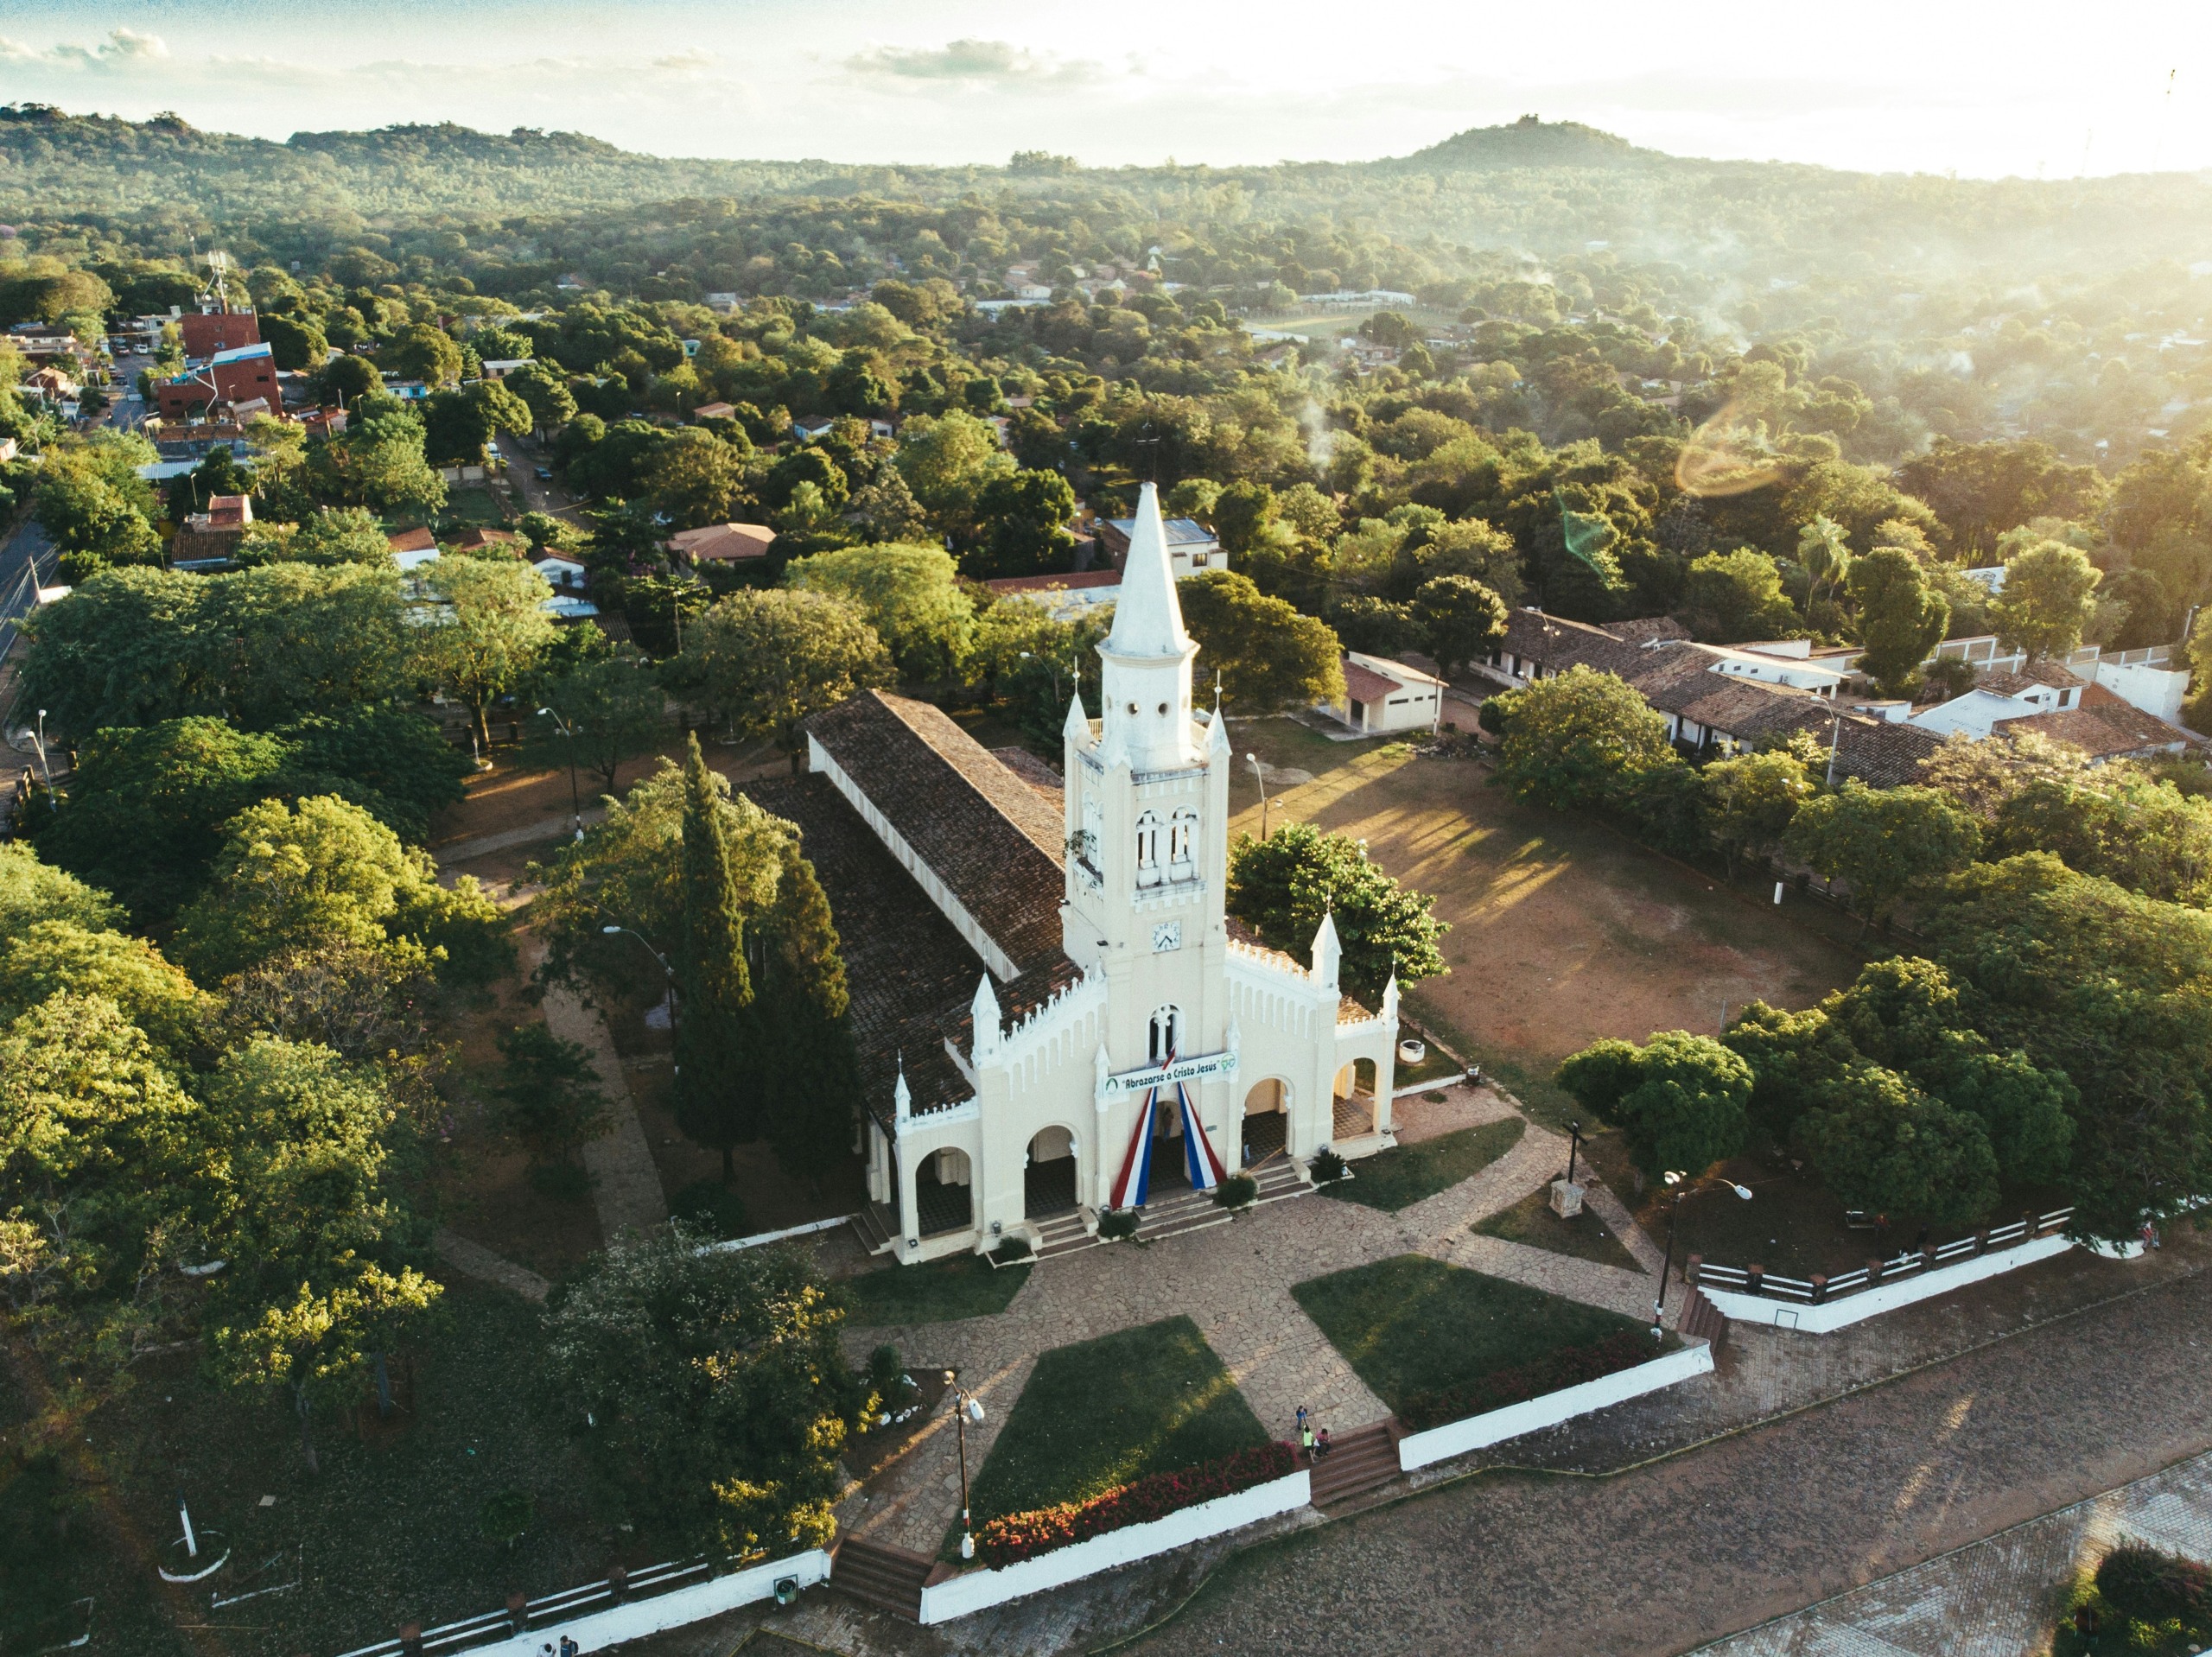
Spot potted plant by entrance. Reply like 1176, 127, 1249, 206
1098, 1208, 1139, 1241
1309, 1147, 1349, 1184
1213, 1172, 1259, 1211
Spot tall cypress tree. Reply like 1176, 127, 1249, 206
757, 837, 863, 1183
672, 733, 754, 1181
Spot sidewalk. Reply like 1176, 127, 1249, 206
1698, 1444, 2212, 1655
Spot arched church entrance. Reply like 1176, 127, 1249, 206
1239, 1077, 1289, 1167
915, 1146, 973, 1236
1332, 1058, 1382, 1141
1024, 1127, 1078, 1218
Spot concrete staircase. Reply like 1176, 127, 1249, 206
849, 1201, 898, 1257
830, 1534, 932, 1620
1306, 1420, 1402, 1508
1032, 1206, 1096, 1260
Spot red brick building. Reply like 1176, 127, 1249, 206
155, 344, 280, 420
177, 308, 261, 359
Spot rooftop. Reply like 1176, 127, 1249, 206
667, 521, 774, 562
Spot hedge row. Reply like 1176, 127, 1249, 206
1398, 1329, 1662, 1432
971, 1441, 1297, 1567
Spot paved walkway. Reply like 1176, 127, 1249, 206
431, 1227, 550, 1303
433, 807, 607, 867
528, 943, 668, 1239
836, 1084, 1660, 1553
1700, 1444, 2212, 1656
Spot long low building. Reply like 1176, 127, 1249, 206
1476, 609, 1946, 786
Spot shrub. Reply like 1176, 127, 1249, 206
1097, 1208, 1139, 1241
992, 1235, 1033, 1263
669, 1178, 753, 1239
972, 1442, 1296, 1566
1214, 1172, 1259, 1209
2095, 1544, 2212, 1629
1397, 1329, 1663, 1432
1310, 1148, 1348, 1184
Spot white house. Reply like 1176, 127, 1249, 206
1325, 652, 1446, 734
1909, 663, 2086, 740
772, 486, 1400, 1265
1096, 513, 1225, 577
480, 359, 533, 380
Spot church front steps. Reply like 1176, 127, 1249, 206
849, 1201, 899, 1257
1305, 1420, 1403, 1508
829, 1534, 933, 1620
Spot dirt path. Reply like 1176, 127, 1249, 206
529, 943, 669, 1239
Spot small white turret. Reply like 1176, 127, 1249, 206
1311, 910, 1342, 992
1062, 684, 1090, 746
1381, 974, 1399, 1021
971, 975, 1003, 1065
893, 1054, 912, 1124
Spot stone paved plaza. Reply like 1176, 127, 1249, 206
832, 1082, 1656, 1553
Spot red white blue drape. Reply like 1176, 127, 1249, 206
1108, 1054, 1229, 1209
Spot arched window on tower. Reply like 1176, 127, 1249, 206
1135, 810, 1164, 888
1148, 1006, 1182, 1064
1168, 808, 1198, 882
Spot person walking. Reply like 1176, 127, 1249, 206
1294, 1403, 1310, 1439
1300, 1419, 1316, 1463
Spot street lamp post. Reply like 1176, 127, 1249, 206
1566, 1120, 1583, 1188
30, 708, 55, 812
538, 706, 582, 835
600, 922, 677, 1051
1245, 752, 1270, 840
1652, 1170, 1752, 1336
943, 1371, 988, 1559
1017, 650, 1063, 708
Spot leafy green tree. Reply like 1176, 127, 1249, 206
785, 543, 976, 683
423, 379, 532, 467
524, 648, 669, 798
971, 468, 1077, 577
310, 352, 383, 408
1179, 570, 1346, 714
35, 441, 162, 580
1701, 748, 1813, 876
1679, 549, 1797, 643
893, 409, 1014, 536
1794, 1064, 2000, 1225
1990, 538, 2101, 664
31, 719, 297, 924
1796, 515, 1853, 607
1555, 1031, 1752, 1180
418, 556, 557, 750
1415, 518, 1526, 609
965, 596, 1108, 746
649, 428, 753, 530
1411, 575, 1507, 677
327, 410, 448, 519
382, 321, 464, 387
200, 1037, 440, 1471
1847, 549, 1948, 695
1487, 663, 1681, 812
1784, 782, 1981, 931
0, 992, 196, 1327
280, 706, 472, 842
0, 842, 122, 939
673, 588, 893, 765
17, 566, 207, 732
175, 794, 505, 984
543, 1228, 865, 1554
672, 737, 758, 1180
0, 921, 207, 1061
1225, 820, 1446, 1004
751, 829, 862, 1183
260, 312, 328, 371
491, 1024, 609, 1172
847, 468, 932, 543
506, 362, 578, 438
199, 562, 410, 727
236, 505, 393, 567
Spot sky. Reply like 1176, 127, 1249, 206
3, 1, 2212, 180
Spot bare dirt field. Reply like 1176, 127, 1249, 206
1225, 719, 1867, 1122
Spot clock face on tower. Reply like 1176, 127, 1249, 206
1152, 920, 1183, 953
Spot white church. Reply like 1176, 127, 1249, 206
753, 484, 1402, 1264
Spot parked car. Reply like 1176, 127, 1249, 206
533, 467, 554, 481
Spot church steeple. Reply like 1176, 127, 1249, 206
1097, 482, 1199, 772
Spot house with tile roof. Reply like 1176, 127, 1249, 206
791, 485, 1400, 1264
1324, 651, 1446, 734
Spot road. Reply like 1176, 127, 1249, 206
493, 431, 578, 517
1126, 1257, 2212, 1657
0, 515, 54, 663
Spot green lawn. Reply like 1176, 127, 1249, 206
1291, 1254, 1651, 1412
839, 1253, 1031, 1326
1321, 1118, 1524, 1211
964, 1317, 1269, 1526
1474, 1184, 1649, 1274
2, 1282, 642, 1657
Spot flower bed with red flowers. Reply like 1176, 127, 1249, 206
1398, 1330, 1672, 1432
971, 1442, 1298, 1568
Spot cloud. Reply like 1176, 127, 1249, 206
842, 38, 1096, 86
0, 28, 169, 70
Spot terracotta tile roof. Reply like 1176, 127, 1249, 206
989, 746, 1065, 798
387, 527, 435, 554
667, 522, 775, 562
1676, 678, 1830, 738
1603, 616, 1693, 644
985, 568, 1121, 595
805, 691, 1068, 972
742, 774, 982, 1119
1342, 661, 1401, 704
1993, 705, 2194, 759
1836, 717, 1946, 787
448, 526, 521, 553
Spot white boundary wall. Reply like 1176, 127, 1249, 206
335, 1550, 830, 1657
1698, 1233, 2088, 1334
1396, 1343, 1714, 1472
916, 1470, 1311, 1625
